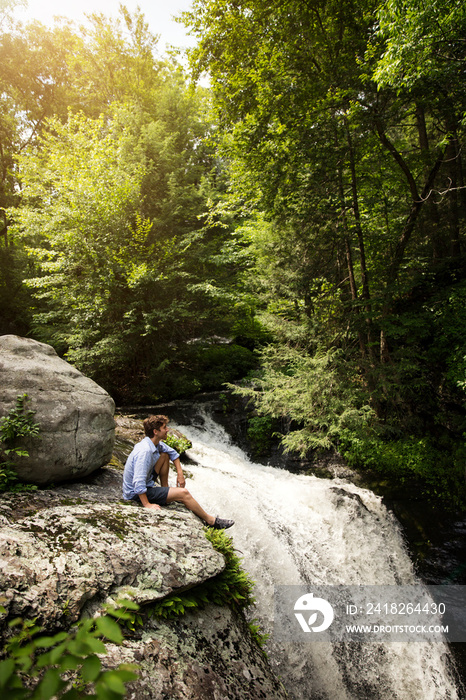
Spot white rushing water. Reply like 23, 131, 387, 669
174, 410, 460, 700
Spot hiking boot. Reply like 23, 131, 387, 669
212, 516, 234, 530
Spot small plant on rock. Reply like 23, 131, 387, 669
0, 394, 40, 492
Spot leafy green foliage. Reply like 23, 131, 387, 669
163, 432, 192, 455
0, 601, 139, 699
1, 5, 255, 402
247, 619, 270, 652
0, 394, 39, 493
232, 346, 374, 454
9, 92, 252, 400
247, 415, 276, 458
339, 432, 466, 510
0, 244, 32, 336
374, 0, 466, 102
181, 0, 466, 510
193, 343, 257, 390
100, 599, 144, 637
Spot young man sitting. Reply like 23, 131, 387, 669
122, 414, 234, 530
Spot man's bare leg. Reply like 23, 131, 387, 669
166, 487, 216, 525
154, 453, 170, 487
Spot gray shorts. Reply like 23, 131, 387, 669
133, 486, 169, 506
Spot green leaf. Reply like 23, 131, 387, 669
95, 616, 123, 644
34, 631, 68, 649
8, 617, 24, 628
99, 671, 126, 695
36, 668, 64, 699
0, 658, 15, 688
58, 654, 82, 671
95, 681, 122, 700
113, 599, 139, 611
80, 654, 101, 682
49, 642, 68, 665
79, 636, 107, 655
113, 665, 138, 683
60, 689, 81, 700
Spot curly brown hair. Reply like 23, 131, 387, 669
143, 414, 169, 437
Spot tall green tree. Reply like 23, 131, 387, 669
184, 0, 383, 357
184, 0, 465, 359
0, 6, 164, 336
183, 0, 466, 505
11, 92, 252, 400
2, 5, 256, 392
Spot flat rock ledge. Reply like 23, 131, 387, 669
0, 501, 224, 634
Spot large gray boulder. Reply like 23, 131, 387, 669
0, 334, 115, 484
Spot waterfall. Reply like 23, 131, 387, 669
174, 410, 461, 700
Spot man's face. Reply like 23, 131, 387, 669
154, 423, 169, 441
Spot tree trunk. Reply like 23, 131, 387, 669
344, 117, 375, 361
0, 210, 7, 248
415, 104, 442, 261
446, 131, 462, 258
374, 116, 448, 288
335, 126, 367, 358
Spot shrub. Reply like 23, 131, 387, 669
338, 431, 466, 510
247, 415, 276, 457
0, 395, 39, 493
0, 601, 139, 699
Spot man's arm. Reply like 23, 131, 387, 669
173, 457, 185, 488
133, 449, 159, 509
158, 441, 185, 487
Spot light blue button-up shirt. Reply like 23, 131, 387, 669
122, 436, 180, 500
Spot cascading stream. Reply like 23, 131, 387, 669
174, 410, 460, 700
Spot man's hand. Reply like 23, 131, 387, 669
138, 493, 161, 510
174, 458, 186, 488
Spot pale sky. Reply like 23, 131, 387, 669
13, 0, 197, 52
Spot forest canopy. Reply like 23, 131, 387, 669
1, 0, 465, 507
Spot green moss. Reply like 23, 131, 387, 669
15, 508, 141, 554
16, 519, 75, 551
107, 456, 125, 470
59, 498, 85, 506
76, 509, 141, 540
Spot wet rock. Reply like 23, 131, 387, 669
0, 335, 115, 485
114, 415, 145, 444
330, 487, 370, 513
0, 467, 123, 525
